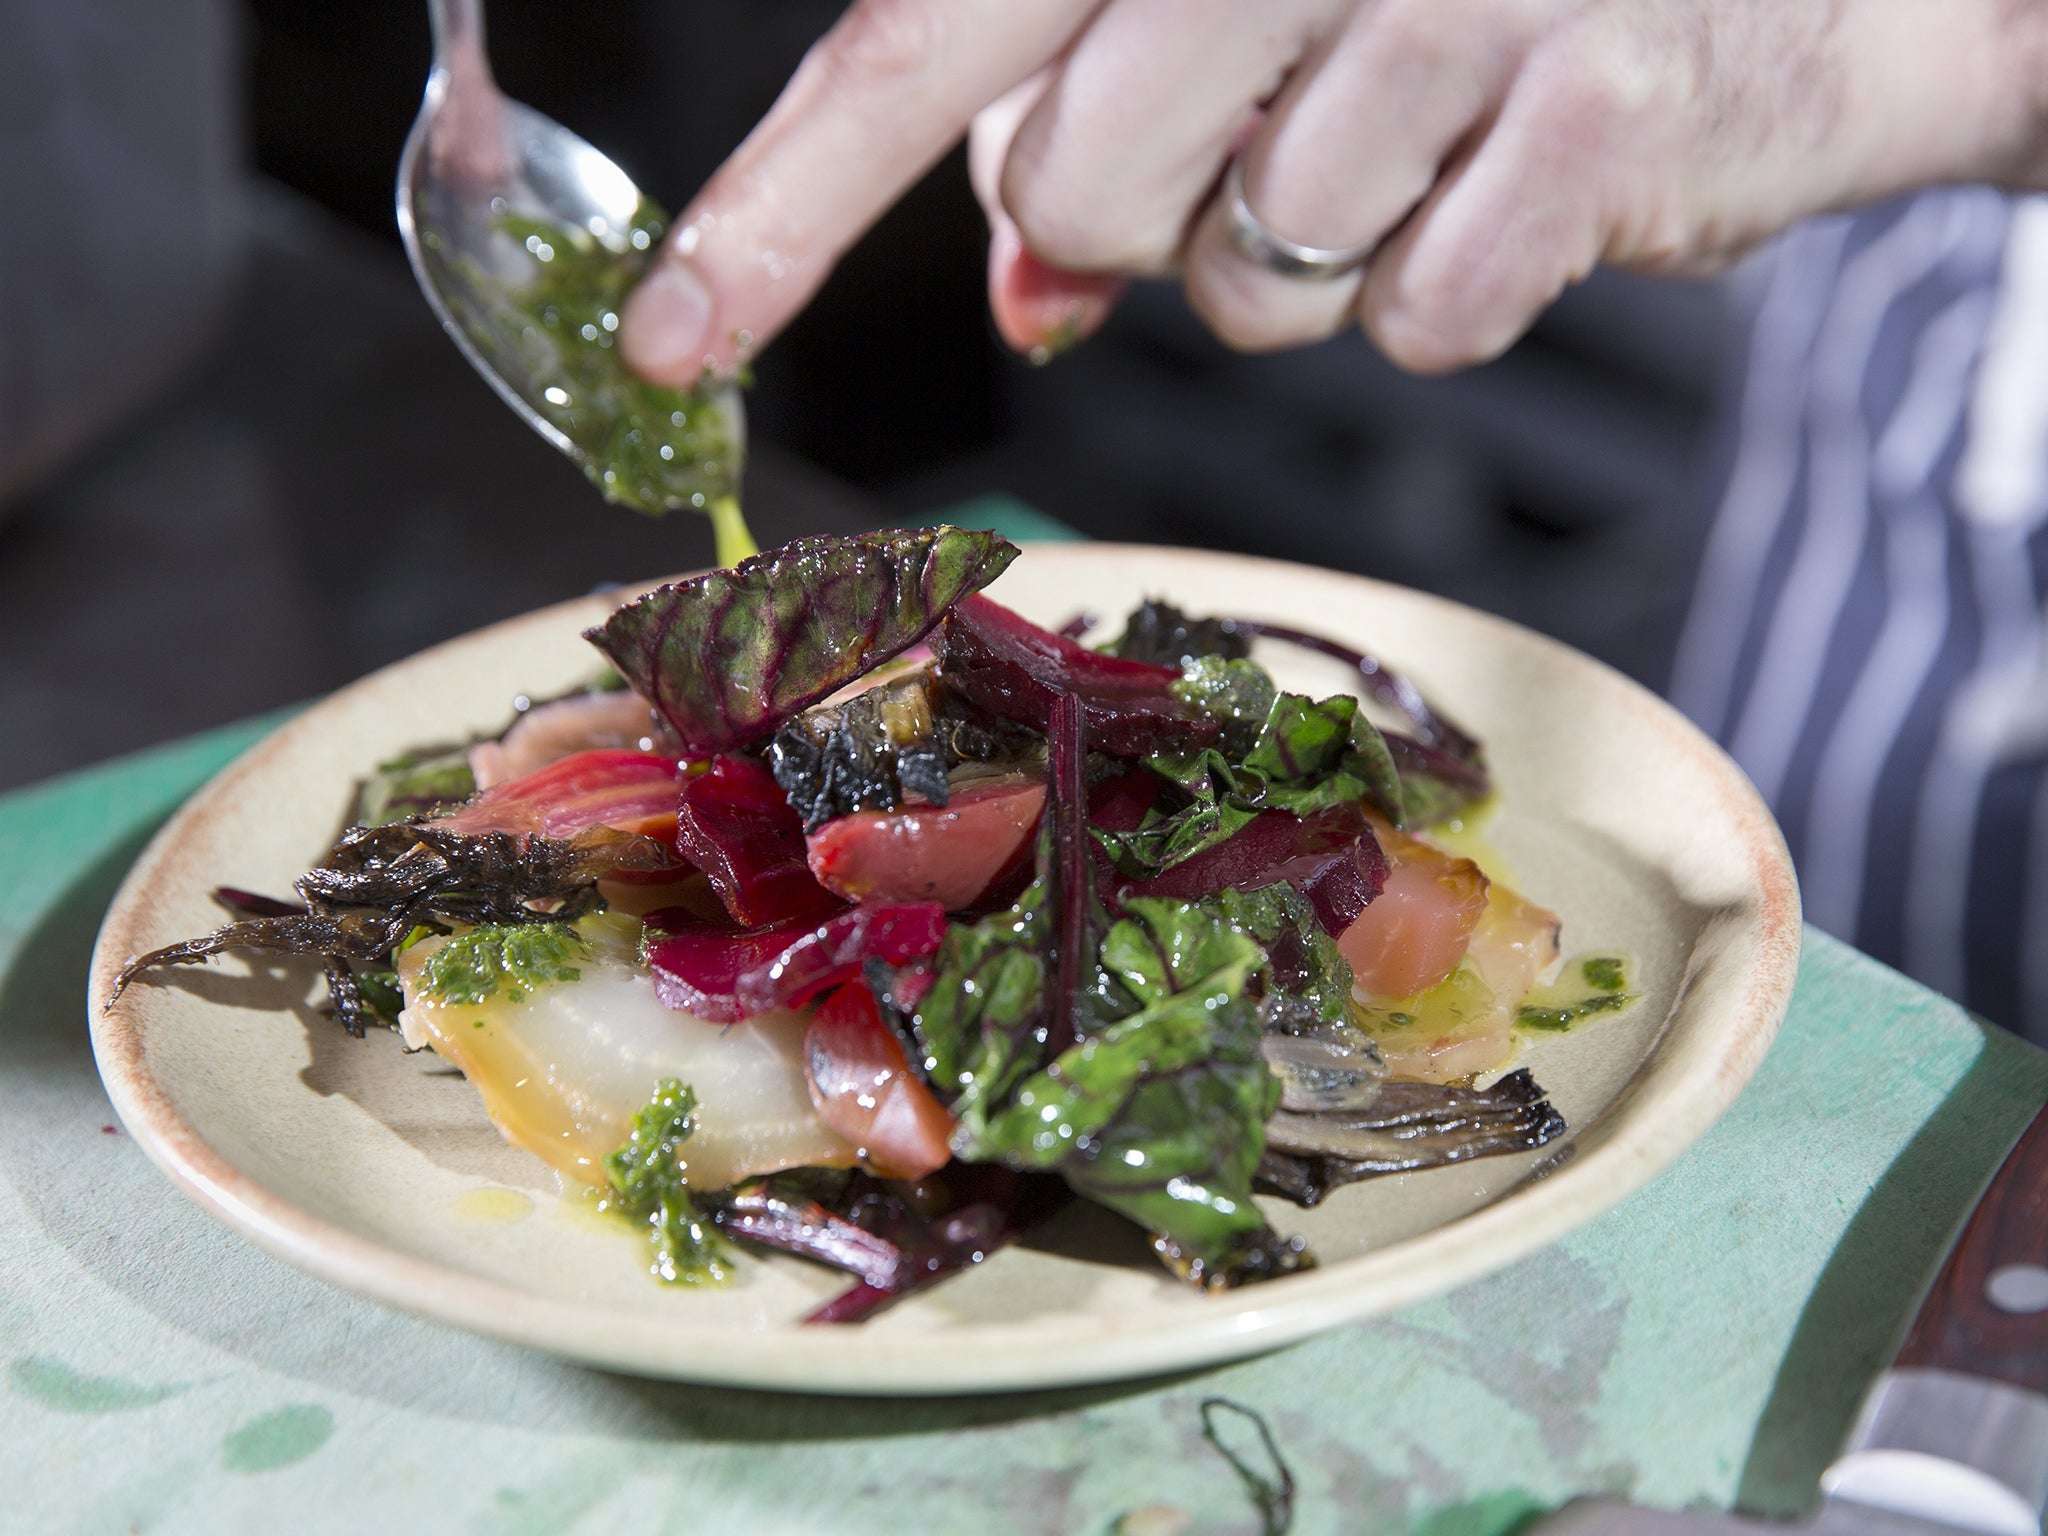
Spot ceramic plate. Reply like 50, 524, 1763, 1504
88, 543, 1799, 1394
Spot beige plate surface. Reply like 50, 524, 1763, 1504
88, 544, 1800, 1395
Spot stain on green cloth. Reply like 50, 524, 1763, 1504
221, 1404, 334, 1472
8, 1356, 185, 1413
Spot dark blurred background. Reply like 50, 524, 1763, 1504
0, 0, 1739, 792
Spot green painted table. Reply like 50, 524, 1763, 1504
4, 516, 2045, 1534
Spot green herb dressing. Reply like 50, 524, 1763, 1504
437, 199, 758, 567
417, 921, 589, 1009
1516, 954, 1638, 1033
600, 1079, 733, 1286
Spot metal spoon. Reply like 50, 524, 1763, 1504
395, 0, 754, 563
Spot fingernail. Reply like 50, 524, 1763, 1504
988, 222, 1124, 363
620, 259, 714, 384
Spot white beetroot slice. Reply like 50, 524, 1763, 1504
395, 924, 856, 1189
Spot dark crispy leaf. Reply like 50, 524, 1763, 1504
114, 823, 668, 1037
586, 527, 1019, 754
1108, 600, 1254, 670
1257, 1068, 1568, 1203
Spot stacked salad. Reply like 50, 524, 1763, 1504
118, 528, 1628, 1320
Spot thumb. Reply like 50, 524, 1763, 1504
621, 0, 1106, 385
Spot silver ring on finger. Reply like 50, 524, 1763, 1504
1224, 159, 1374, 281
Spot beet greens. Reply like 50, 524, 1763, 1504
587, 526, 1018, 755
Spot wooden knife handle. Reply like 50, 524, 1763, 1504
1895, 1100, 2048, 1393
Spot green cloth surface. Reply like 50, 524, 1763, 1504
5, 617, 2047, 1534
915, 492, 1089, 546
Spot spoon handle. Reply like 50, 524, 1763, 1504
426, 0, 488, 76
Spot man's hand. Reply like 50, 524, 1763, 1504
622, 0, 2048, 382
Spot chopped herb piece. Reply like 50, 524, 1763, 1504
1515, 954, 1636, 1032
601, 1080, 734, 1286
1581, 955, 1627, 991
1517, 991, 1636, 1032
418, 921, 587, 1008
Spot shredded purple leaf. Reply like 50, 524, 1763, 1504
1221, 618, 1480, 765
1047, 691, 1093, 1060
212, 887, 304, 920
1123, 803, 1387, 935
936, 595, 1222, 755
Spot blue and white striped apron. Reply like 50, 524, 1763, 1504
1673, 188, 2048, 1045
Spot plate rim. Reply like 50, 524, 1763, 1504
87, 542, 1802, 1394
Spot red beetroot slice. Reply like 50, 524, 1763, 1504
803, 980, 956, 1180
1089, 768, 1162, 833
935, 595, 1222, 755
806, 773, 1046, 911
644, 902, 947, 1022
431, 748, 683, 845
1124, 803, 1388, 934
676, 754, 834, 926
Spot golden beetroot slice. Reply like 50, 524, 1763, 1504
431, 748, 682, 843
1339, 825, 1491, 999
1464, 882, 1562, 1002
806, 772, 1046, 910
804, 981, 957, 1180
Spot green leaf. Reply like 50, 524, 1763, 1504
911, 880, 1051, 1143
1171, 657, 1276, 757
1100, 685, 1405, 881
602, 1080, 734, 1286
953, 898, 1282, 1269
353, 747, 476, 828
1199, 884, 1355, 1026
586, 526, 1019, 755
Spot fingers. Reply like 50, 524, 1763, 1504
1183, 0, 1519, 352
1357, 68, 1607, 372
996, 0, 1334, 275
972, 73, 1126, 358
622, 0, 1105, 384
985, 220, 1128, 360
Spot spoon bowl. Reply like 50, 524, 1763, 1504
396, 0, 752, 560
